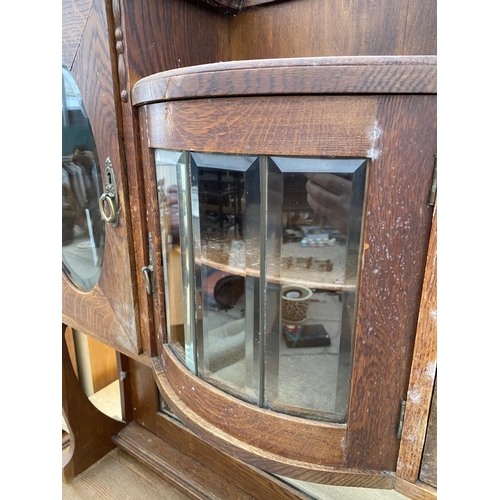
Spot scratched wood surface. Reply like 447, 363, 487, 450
346, 95, 436, 471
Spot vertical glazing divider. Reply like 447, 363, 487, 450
258, 155, 268, 407
189, 155, 205, 374
177, 153, 198, 374
244, 158, 262, 403
262, 157, 284, 405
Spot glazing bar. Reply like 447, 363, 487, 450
177, 153, 198, 374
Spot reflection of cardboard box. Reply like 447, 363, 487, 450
283, 324, 331, 348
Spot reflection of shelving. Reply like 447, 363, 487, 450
198, 169, 243, 238
198, 237, 357, 291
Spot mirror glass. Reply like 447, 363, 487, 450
62, 64, 105, 291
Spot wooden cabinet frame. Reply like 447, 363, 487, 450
62, 0, 141, 356
132, 56, 437, 482
62, 1, 437, 495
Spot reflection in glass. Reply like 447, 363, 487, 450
155, 150, 191, 366
190, 153, 260, 403
62, 64, 105, 291
264, 157, 367, 422
155, 151, 367, 422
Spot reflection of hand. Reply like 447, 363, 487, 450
305, 173, 352, 235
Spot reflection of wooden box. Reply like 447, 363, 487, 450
283, 324, 331, 348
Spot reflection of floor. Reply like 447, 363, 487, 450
202, 290, 347, 421
62, 233, 98, 278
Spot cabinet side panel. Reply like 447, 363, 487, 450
230, 0, 436, 60
121, 0, 231, 85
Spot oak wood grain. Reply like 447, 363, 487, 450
62, 0, 141, 357
346, 95, 436, 470
154, 355, 394, 487
145, 95, 378, 157
114, 422, 257, 500
132, 56, 437, 106
229, 0, 436, 59
161, 347, 346, 466
396, 204, 437, 483
120, 0, 230, 87
123, 360, 318, 498
115, 0, 233, 355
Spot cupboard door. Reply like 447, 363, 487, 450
134, 57, 436, 479
62, 0, 140, 356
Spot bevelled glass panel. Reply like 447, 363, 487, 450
155, 150, 192, 367
264, 157, 367, 422
62, 64, 105, 291
155, 150, 367, 422
190, 153, 261, 404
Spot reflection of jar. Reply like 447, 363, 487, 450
281, 285, 313, 324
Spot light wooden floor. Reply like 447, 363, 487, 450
62, 445, 409, 500
63, 381, 409, 499
62, 448, 192, 500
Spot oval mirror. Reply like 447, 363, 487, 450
62, 64, 105, 291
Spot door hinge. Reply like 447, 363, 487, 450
397, 399, 407, 439
428, 155, 437, 206
141, 232, 156, 297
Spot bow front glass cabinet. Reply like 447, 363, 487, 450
62, 0, 437, 497
130, 56, 436, 489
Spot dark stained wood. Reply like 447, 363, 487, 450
111, 0, 234, 355
155, 416, 328, 497
136, 106, 170, 362
229, 0, 436, 60
127, 356, 160, 433
122, 346, 396, 492
132, 56, 437, 106
62, 0, 94, 68
346, 95, 436, 471
145, 95, 378, 156
114, 422, 259, 500
62, 324, 126, 483
62, 0, 141, 357
115, 421, 316, 500
419, 379, 437, 488
396, 204, 437, 484
196, 0, 284, 11
117, 359, 396, 493
120, 0, 230, 87
116, 353, 135, 424
154, 355, 394, 488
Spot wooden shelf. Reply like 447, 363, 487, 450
197, 237, 357, 291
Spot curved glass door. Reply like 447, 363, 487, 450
156, 150, 367, 423
62, 64, 105, 291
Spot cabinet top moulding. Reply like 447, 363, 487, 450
131, 55, 437, 106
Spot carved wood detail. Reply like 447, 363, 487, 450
112, 0, 129, 102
